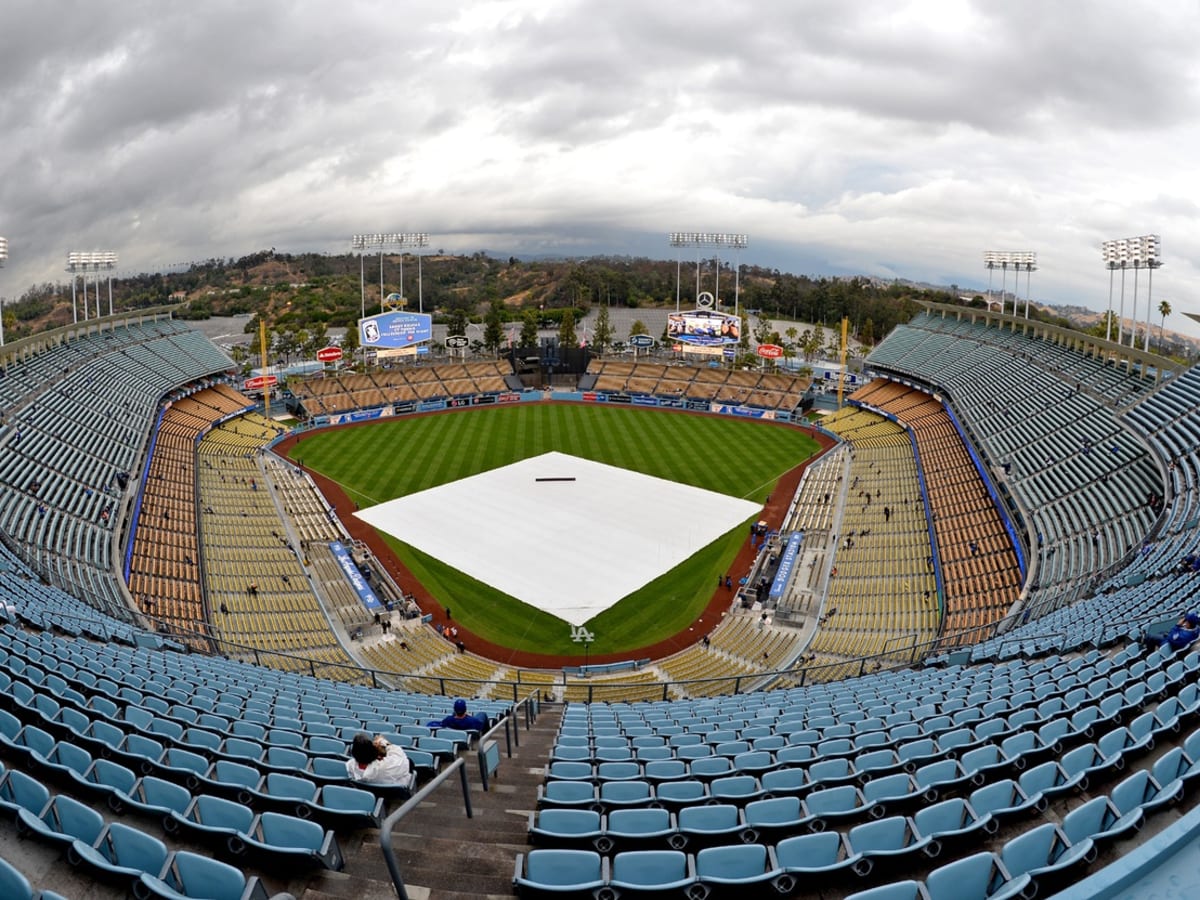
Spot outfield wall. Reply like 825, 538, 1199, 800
295, 388, 798, 428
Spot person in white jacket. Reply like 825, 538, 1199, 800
346, 732, 412, 784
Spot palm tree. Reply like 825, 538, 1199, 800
1159, 300, 1172, 346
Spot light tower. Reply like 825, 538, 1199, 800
983, 251, 1012, 315
1135, 235, 1162, 352
351, 233, 430, 319
1102, 234, 1160, 349
0, 236, 7, 346
668, 233, 749, 314
1101, 240, 1123, 342
1015, 252, 1038, 318
66, 251, 118, 322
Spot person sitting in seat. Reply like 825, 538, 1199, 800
1145, 612, 1200, 652
346, 733, 412, 785
427, 698, 489, 732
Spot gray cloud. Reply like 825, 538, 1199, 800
2, 0, 1200, 334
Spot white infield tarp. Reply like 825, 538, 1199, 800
354, 451, 760, 626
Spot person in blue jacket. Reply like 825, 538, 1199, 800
427, 698, 489, 732
1146, 612, 1200, 651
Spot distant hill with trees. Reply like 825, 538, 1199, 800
0, 249, 1001, 355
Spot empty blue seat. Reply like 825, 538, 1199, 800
0, 854, 60, 900
598, 780, 654, 811
847, 815, 937, 872
513, 849, 606, 900
912, 798, 995, 852
843, 879, 926, 900
914, 759, 973, 796
862, 774, 929, 817
924, 851, 1031, 900
775, 830, 862, 880
604, 808, 674, 852
43, 740, 93, 782
968, 780, 1043, 825
803, 784, 868, 829
595, 763, 643, 787
1150, 746, 1198, 798
123, 776, 192, 819
232, 811, 343, 871
688, 757, 733, 781
17, 793, 105, 849
537, 780, 597, 809
654, 780, 707, 811
808, 757, 857, 786
643, 760, 688, 783
1110, 768, 1180, 818
1060, 795, 1143, 850
608, 849, 695, 896
529, 809, 604, 850
69, 821, 170, 889
1017, 761, 1079, 806
695, 843, 783, 898
760, 766, 808, 798
675, 803, 743, 851
315, 784, 385, 830
137, 849, 267, 900
743, 796, 806, 842
167, 794, 255, 845
1000, 822, 1095, 893
75, 758, 138, 807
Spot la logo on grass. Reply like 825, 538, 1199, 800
570, 625, 595, 643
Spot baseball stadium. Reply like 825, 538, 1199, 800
0, 297, 1196, 900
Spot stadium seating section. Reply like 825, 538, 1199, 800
3, 305, 1200, 896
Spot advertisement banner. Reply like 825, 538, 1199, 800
359, 311, 433, 349
769, 532, 803, 600
710, 403, 776, 419
330, 541, 382, 611
667, 309, 741, 346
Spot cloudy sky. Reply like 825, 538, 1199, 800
3, 0, 1200, 333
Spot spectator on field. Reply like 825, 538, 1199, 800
427, 698, 489, 732
346, 733, 412, 785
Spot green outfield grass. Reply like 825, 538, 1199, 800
287, 404, 820, 655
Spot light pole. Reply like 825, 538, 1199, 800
351, 233, 430, 318
983, 251, 1035, 317
1102, 235, 1159, 348
1101, 241, 1121, 342
983, 251, 1004, 313
669, 233, 749, 316
1016, 252, 1037, 318
66, 251, 118, 323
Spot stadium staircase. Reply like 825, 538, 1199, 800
298, 703, 562, 900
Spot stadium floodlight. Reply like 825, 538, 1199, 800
1013, 252, 1038, 319
1101, 240, 1124, 342
1102, 234, 1161, 349
983, 251, 1013, 315
351, 232, 430, 317
0, 236, 7, 346
983, 251, 1037, 318
66, 250, 118, 324
668, 232, 749, 315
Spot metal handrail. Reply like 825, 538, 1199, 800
380, 757, 471, 900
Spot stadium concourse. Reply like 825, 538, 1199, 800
0, 305, 1199, 897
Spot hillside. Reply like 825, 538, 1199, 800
3, 249, 973, 353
